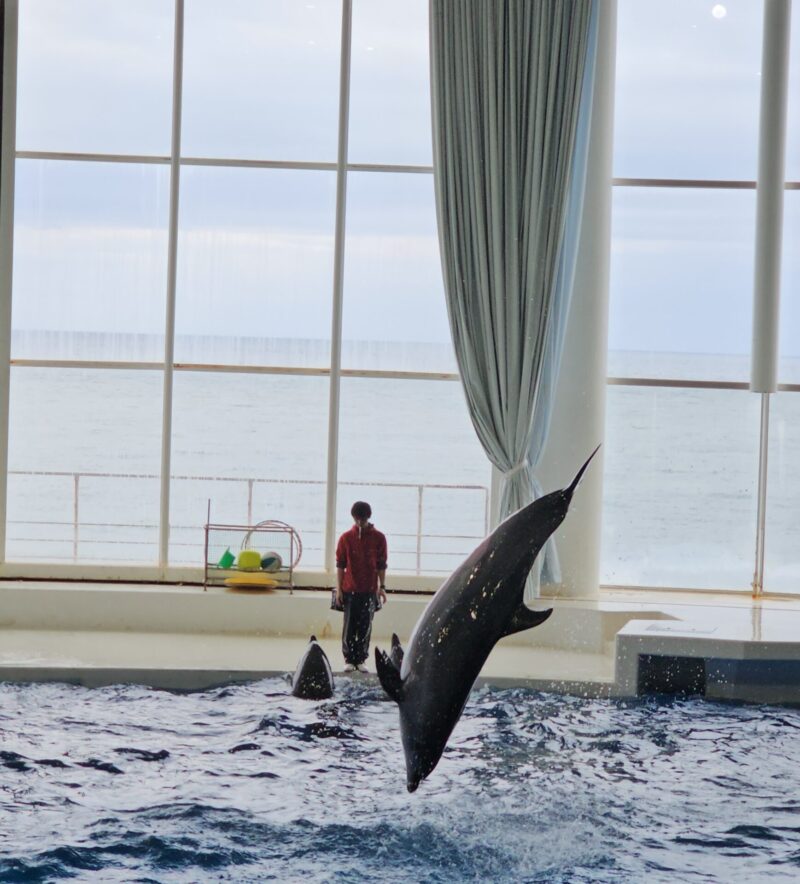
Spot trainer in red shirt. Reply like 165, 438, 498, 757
335, 501, 388, 672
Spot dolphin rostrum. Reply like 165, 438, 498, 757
291, 635, 335, 700
375, 447, 599, 791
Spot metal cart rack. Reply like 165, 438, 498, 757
203, 515, 302, 592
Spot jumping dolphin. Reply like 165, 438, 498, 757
375, 447, 599, 792
291, 636, 335, 700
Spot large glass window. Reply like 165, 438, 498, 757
614, 0, 762, 181
7, 1, 796, 593
341, 171, 454, 373
3, 1, 490, 578
348, 0, 432, 166
603, 0, 780, 593
608, 186, 755, 382
181, 0, 342, 162
778, 193, 800, 384
12, 159, 169, 362
174, 166, 337, 367
765, 184, 800, 593
6, 367, 163, 563
169, 372, 329, 569
602, 385, 759, 590
16, 0, 174, 156
337, 377, 488, 575
765, 391, 800, 594
8, 0, 176, 571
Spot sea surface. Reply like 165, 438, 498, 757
1, 679, 800, 883
5, 336, 800, 593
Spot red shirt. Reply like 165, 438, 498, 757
336, 523, 388, 594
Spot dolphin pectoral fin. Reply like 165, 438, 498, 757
502, 605, 553, 638
375, 648, 404, 704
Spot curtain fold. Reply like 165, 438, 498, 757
430, 0, 599, 596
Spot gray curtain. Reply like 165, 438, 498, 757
0, 0, 4, 210
430, 0, 599, 594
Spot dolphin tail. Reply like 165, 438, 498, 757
566, 444, 601, 497
375, 647, 404, 704
502, 605, 553, 639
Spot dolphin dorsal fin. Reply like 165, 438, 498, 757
389, 633, 404, 670
502, 605, 553, 639
375, 648, 404, 704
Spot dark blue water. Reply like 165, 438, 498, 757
1, 679, 799, 883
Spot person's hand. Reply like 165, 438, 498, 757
336, 589, 344, 606
378, 587, 387, 605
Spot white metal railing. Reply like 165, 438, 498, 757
6, 469, 490, 576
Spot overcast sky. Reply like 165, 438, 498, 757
8, 0, 800, 366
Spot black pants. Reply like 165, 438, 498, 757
342, 593, 376, 665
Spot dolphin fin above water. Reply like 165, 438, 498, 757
375, 648, 404, 703
376, 446, 600, 792
501, 604, 553, 639
389, 633, 404, 670
376, 634, 406, 703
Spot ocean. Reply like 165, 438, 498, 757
5, 335, 800, 594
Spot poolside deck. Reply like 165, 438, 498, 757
0, 628, 617, 695
2, 582, 800, 702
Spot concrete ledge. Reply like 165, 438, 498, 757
7, 582, 800, 702
0, 631, 319, 691
0, 581, 640, 693
0, 629, 616, 696
4, 580, 744, 697
0, 581, 672, 654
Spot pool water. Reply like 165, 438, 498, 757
1, 678, 799, 883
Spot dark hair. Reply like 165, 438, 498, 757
351, 501, 372, 520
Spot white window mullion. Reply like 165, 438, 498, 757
324, 0, 353, 576
0, 0, 19, 563
159, 0, 185, 572
750, 0, 792, 395
749, 0, 792, 596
